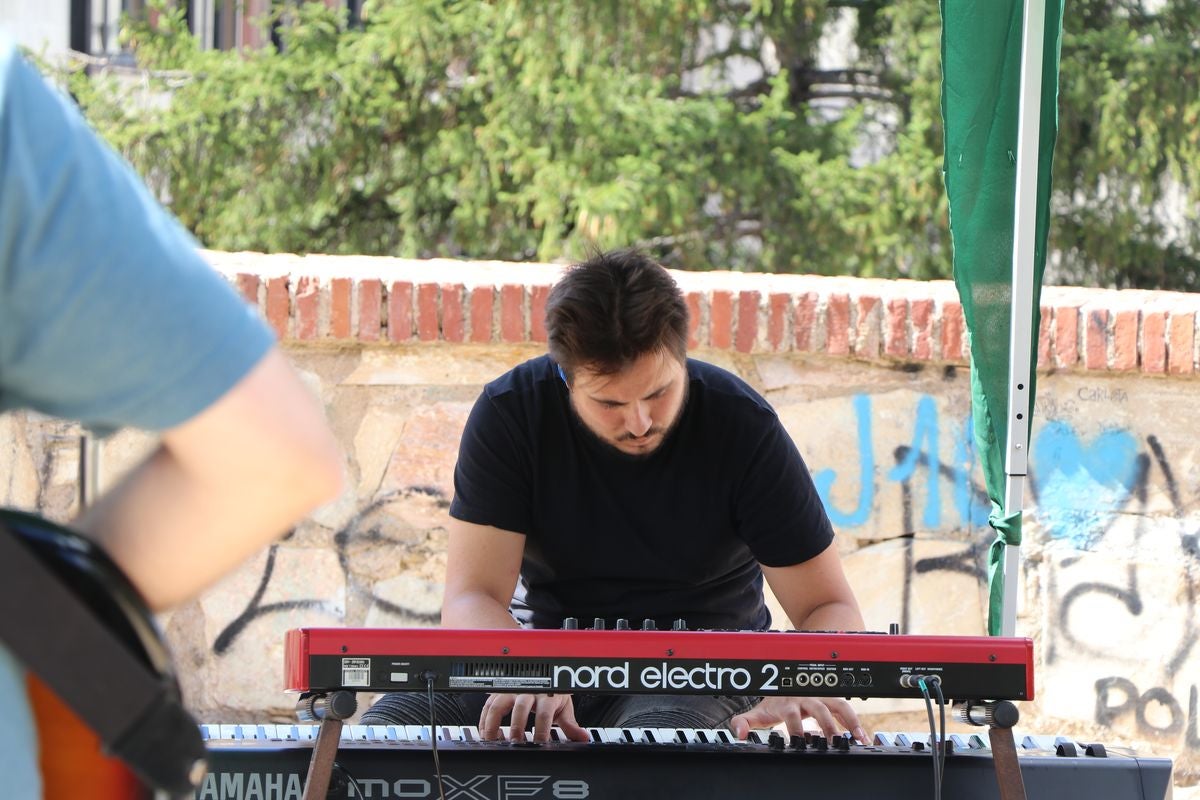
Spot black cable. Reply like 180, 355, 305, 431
426, 673, 448, 800
918, 679, 942, 800
932, 678, 948, 794
333, 762, 367, 799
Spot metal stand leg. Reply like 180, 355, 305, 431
297, 691, 358, 800
955, 699, 1027, 800
988, 723, 1028, 800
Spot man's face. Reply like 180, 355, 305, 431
566, 350, 688, 457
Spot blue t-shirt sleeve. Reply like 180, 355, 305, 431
0, 41, 273, 434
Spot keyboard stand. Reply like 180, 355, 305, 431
298, 691, 357, 800
966, 700, 1028, 800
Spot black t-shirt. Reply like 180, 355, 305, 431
449, 355, 835, 631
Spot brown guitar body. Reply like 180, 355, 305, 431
27, 673, 148, 800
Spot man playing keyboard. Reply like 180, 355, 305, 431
364, 249, 867, 746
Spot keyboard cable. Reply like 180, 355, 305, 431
425, 672, 449, 800
333, 761, 367, 800
932, 677, 948, 795
917, 676, 946, 800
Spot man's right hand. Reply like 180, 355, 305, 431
479, 693, 591, 743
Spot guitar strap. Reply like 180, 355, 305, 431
0, 518, 206, 798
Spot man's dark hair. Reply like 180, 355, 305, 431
545, 249, 689, 380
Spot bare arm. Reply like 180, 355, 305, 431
440, 517, 589, 742
761, 542, 864, 632
731, 543, 869, 743
440, 518, 525, 629
73, 347, 344, 611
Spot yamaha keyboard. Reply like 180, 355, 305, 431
195, 724, 1174, 800
285, 627, 1035, 701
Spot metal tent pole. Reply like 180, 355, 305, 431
1001, 0, 1048, 638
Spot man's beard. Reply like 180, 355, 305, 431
568, 379, 690, 461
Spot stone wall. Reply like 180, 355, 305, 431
3, 251, 1198, 788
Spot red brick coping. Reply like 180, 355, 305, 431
209, 251, 1200, 376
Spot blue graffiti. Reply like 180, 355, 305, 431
1032, 421, 1139, 550
813, 395, 1141, 544
887, 395, 942, 528
954, 412, 992, 527
814, 394, 875, 527
816, 393, 980, 529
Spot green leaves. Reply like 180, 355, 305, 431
54, 0, 1197, 287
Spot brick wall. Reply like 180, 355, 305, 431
213, 251, 1200, 376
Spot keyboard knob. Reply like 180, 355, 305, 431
563, 617, 579, 630
642, 619, 656, 631
789, 734, 806, 750
615, 619, 630, 630
672, 619, 688, 631
593, 618, 606, 630
833, 734, 850, 750
767, 731, 785, 751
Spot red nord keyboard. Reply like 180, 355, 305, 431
284, 628, 1034, 702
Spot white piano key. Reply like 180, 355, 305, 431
676, 728, 711, 744
873, 731, 899, 747
367, 724, 394, 742
343, 725, 372, 741
219, 724, 242, 740
711, 729, 735, 745
949, 733, 987, 750
628, 727, 663, 744
404, 724, 432, 741
634, 728, 657, 743
243, 724, 272, 740
598, 727, 627, 743
1022, 734, 1058, 751
650, 728, 679, 744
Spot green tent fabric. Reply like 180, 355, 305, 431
940, 0, 1065, 635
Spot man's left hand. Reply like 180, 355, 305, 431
729, 697, 869, 744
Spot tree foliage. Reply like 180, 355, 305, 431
63, 0, 1199, 288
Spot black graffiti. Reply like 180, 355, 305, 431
1049, 436, 1198, 677
1095, 677, 1200, 749
212, 486, 446, 655
213, 541, 326, 656
891, 444, 990, 633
